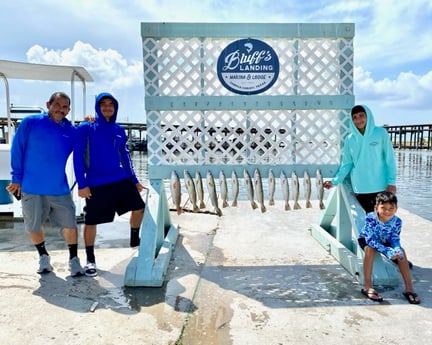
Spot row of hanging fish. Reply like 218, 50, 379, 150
170, 168, 326, 216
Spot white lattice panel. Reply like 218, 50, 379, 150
143, 37, 353, 97
147, 109, 349, 166
142, 23, 354, 176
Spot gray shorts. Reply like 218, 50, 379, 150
21, 192, 77, 232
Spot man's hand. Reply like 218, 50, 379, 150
136, 182, 149, 193
83, 114, 95, 123
78, 186, 92, 199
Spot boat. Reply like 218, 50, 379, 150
0, 59, 93, 219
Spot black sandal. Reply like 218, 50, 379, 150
361, 288, 383, 302
402, 291, 420, 304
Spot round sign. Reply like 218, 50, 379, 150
217, 38, 279, 95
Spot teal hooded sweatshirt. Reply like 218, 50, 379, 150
331, 105, 396, 194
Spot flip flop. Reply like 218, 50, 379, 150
402, 291, 420, 304
361, 288, 383, 302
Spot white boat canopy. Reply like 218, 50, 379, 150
0, 59, 93, 143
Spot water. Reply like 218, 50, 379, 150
394, 149, 432, 221
130, 149, 432, 222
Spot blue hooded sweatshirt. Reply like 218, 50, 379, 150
331, 105, 397, 193
73, 92, 138, 189
10, 113, 75, 195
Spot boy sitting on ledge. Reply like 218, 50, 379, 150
358, 191, 420, 304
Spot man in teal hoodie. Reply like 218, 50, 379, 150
323, 105, 397, 213
73, 92, 146, 277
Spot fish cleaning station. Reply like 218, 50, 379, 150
125, 22, 399, 288
2, 23, 430, 345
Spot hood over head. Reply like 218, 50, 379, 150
95, 92, 118, 123
349, 104, 376, 137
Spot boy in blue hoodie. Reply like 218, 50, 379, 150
73, 93, 146, 277
6, 91, 84, 276
323, 105, 397, 213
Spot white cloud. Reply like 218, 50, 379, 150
355, 66, 432, 110
1, 0, 431, 124
26, 41, 143, 91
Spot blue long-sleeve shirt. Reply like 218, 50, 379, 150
10, 113, 75, 195
331, 105, 397, 193
73, 92, 137, 189
358, 211, 403, 260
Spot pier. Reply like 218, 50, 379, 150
384, 124, 432, 149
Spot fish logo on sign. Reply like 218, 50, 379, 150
217, 38, 279, 95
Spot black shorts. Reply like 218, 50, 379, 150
358, 237, 392, 250
84, 178, 145, 225
358, 238, 399, 264
355, 192, 383, 213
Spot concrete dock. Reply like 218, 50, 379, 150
1, 199, 431, 345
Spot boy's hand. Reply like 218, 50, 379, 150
323, 181, 333, 189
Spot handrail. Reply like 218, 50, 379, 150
0, 72, 12, 144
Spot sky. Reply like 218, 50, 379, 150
0, 0, 431, 126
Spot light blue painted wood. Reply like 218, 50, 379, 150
130, 22, 356, 287
124, 180, 179, 287
142, 23, 355, 39
145, 95, 355, 111
311, 183, 400, 287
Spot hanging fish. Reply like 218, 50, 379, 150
231, 170, 239, 207
316, 169, 325, 209
280, 170, 291, 211
303, 170, 312, 208
170, 170, 182, 215
219, 170, 229, 208
292, 171, 301, 210
254, 168, 266, 213
206, 170, 223, 216
268, 168, 276, 206
243, 169, 258, 210
184, 169, 199, 212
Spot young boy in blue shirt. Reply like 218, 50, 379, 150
358, 191, 420, 304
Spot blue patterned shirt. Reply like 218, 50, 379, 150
359, 211, 403, 260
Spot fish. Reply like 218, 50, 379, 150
231, 170, 239, 207
280, 170, 291, 211
243, 169, 258, 210
219, 170, 229, 208
195, 171, 206, 209
170, 170, 182, 215
316, 169, 325, 209
184, 169, 200, 213
268, 169, 276, 206
292, 171, 301, 209
206, 170, 223, 216
303, 170, 312, 208
254, 168, 266, 213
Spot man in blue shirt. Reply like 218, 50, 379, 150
73, 92, 146, 277
6, 91, 84, 276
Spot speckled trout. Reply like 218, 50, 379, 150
254, 168, 266, 213
206, 170, 222, 216
243, 169, 258, 210
184, 169, 199, 212
195, 171, 206, 209
280, 170, 291, 211
170, 170, 182, 215
292, 171, 301, 210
